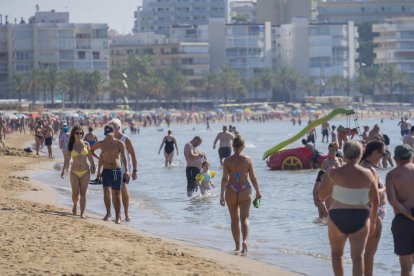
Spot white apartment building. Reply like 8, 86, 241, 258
272, 18, 358, 97
227, 0, 257, 24
133, 0, 226, 38
0, 10, 109, 99
225, 22, 272, 80
374, 17, 414, 75
318, 0, 414, 24
170, 25, 209, 42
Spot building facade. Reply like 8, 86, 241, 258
133, 0, 226, 37
227, 0, 257, 24
224, 22, 272, 80
256, 0, 311, 25
318, 0, 414, 24
110, 35, 209, 88
0, 10, 109, 99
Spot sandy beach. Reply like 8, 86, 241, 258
0, 133, 293, 275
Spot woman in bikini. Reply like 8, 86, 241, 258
360, 140, 387, 276
220, 135, 261, 255
61, 125, 96, 218
319, 141, 379, 276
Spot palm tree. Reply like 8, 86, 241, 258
46, 68, 60, 105
216, 66, 245, 103
203, 72, 219, 99
13, 74, 26, 102
379, 64, 404, 100
62, 68, 80, 107
109, 69, 127, 104
252, 68, 274, 100
26, 68, 40, 105
161, 67, 188, 104
326, 75, 346, 96
302, 77, 317, 97
274, 67, 300, 102
144, 75, 166, 100
83, 70, 102, 109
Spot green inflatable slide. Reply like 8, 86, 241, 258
262, 108, 355, 160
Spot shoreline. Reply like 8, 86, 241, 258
0, 133, 294, 275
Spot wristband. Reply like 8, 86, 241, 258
133, 169, 137, 172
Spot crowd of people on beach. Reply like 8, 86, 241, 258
1, 108, 413, 275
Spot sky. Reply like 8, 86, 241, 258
1, 0, 143, 34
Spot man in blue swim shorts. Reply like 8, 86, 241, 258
91, 125, 129, 224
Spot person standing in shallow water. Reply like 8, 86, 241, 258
386, 144, 414, 276
213, 125, 234, 167
220, 135, 261, 255
360, 141, 387, 276
184, 136, 204, 197
158, 130, 179, 167
319, 141, 379, 276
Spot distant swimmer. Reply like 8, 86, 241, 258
386, 145, 414, 276
83, 126, 98, 147
184, 136, 205, 197
213, 125, 235, 166
90, 125, 129, 224
158, 129, 179, 167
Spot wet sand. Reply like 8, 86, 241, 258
0, 133, 293, 275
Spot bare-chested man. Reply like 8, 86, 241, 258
321, 122, 330, 143
34, 121, 44, 155
91, 125, 129, 224
43, 120, 54, 158
184, 136, 205, 197
213, 125, 235, 166
386, 144, 414, 276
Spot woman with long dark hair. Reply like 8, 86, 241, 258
61, 125, 95, 218
360, 140, 387, 276
220, 135, 261, 255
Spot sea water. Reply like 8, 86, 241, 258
34, 117, 404, 275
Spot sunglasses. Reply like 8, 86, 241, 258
75, 132, 83, 135
329, 149, 337, 152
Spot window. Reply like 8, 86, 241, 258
78, 51, 86, 60
93, 52, 100, 60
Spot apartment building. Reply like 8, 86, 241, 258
224, 22, 272, 80
318, 0, 414, 24
110, 34, 209, 87
133, 0, 225, 38
271, 18, 358, 97
0, 10, 109, 99
373, 17, 414, 99
227, 0, 257, 24
256, 0, 311, 25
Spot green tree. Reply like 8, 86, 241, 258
46, 67, 60, 105
215, 66, 246, 103
109, 69, 127, 104
13, 74, 26, 102
161, 67, 188, 104
356, 22, 378, 67
83, 70, 103, 109
301, 77, 318, 97
274, 67, 300, 102
27, 68, 40, 105
143, 75, 166, 100
379, 64, 404, 99
326, 75, 346, 96
252, 67, 274, 100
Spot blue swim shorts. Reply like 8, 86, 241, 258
101, 168, 122, 190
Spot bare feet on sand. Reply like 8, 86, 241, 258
115, 217, 121, 224
241, 241, 248, 256
103, 213, 111, 221
72, 206, 77, 216
80, 213, 86, 219
125, 216, 131, 222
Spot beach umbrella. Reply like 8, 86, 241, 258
3, 113, 18, 119
31, 113, 41, 119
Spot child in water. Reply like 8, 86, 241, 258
197, 161, 216, 195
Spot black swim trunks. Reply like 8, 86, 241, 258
186, 166, 200, 197
307, 134, 315, 144
218, 147, 231, 160
45, 137, 53, 146
391, 209, 414, 255
102, 168, 123, 190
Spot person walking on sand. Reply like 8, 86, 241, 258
158, 129, 179, 167
220, 135, 261, 255
34, 121, 44, 155
59, 124, 70, 155
386, 145, 414, 276
318, 141, 379, 276
213, 125, 235, 166
61, 126, 96, 218
184, 136, 205, 197
90, 125, 129, 224
360, 141, 387, 276
109, 118, 138, 222
83, 126, 98, 147
43, 120, 54, 158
